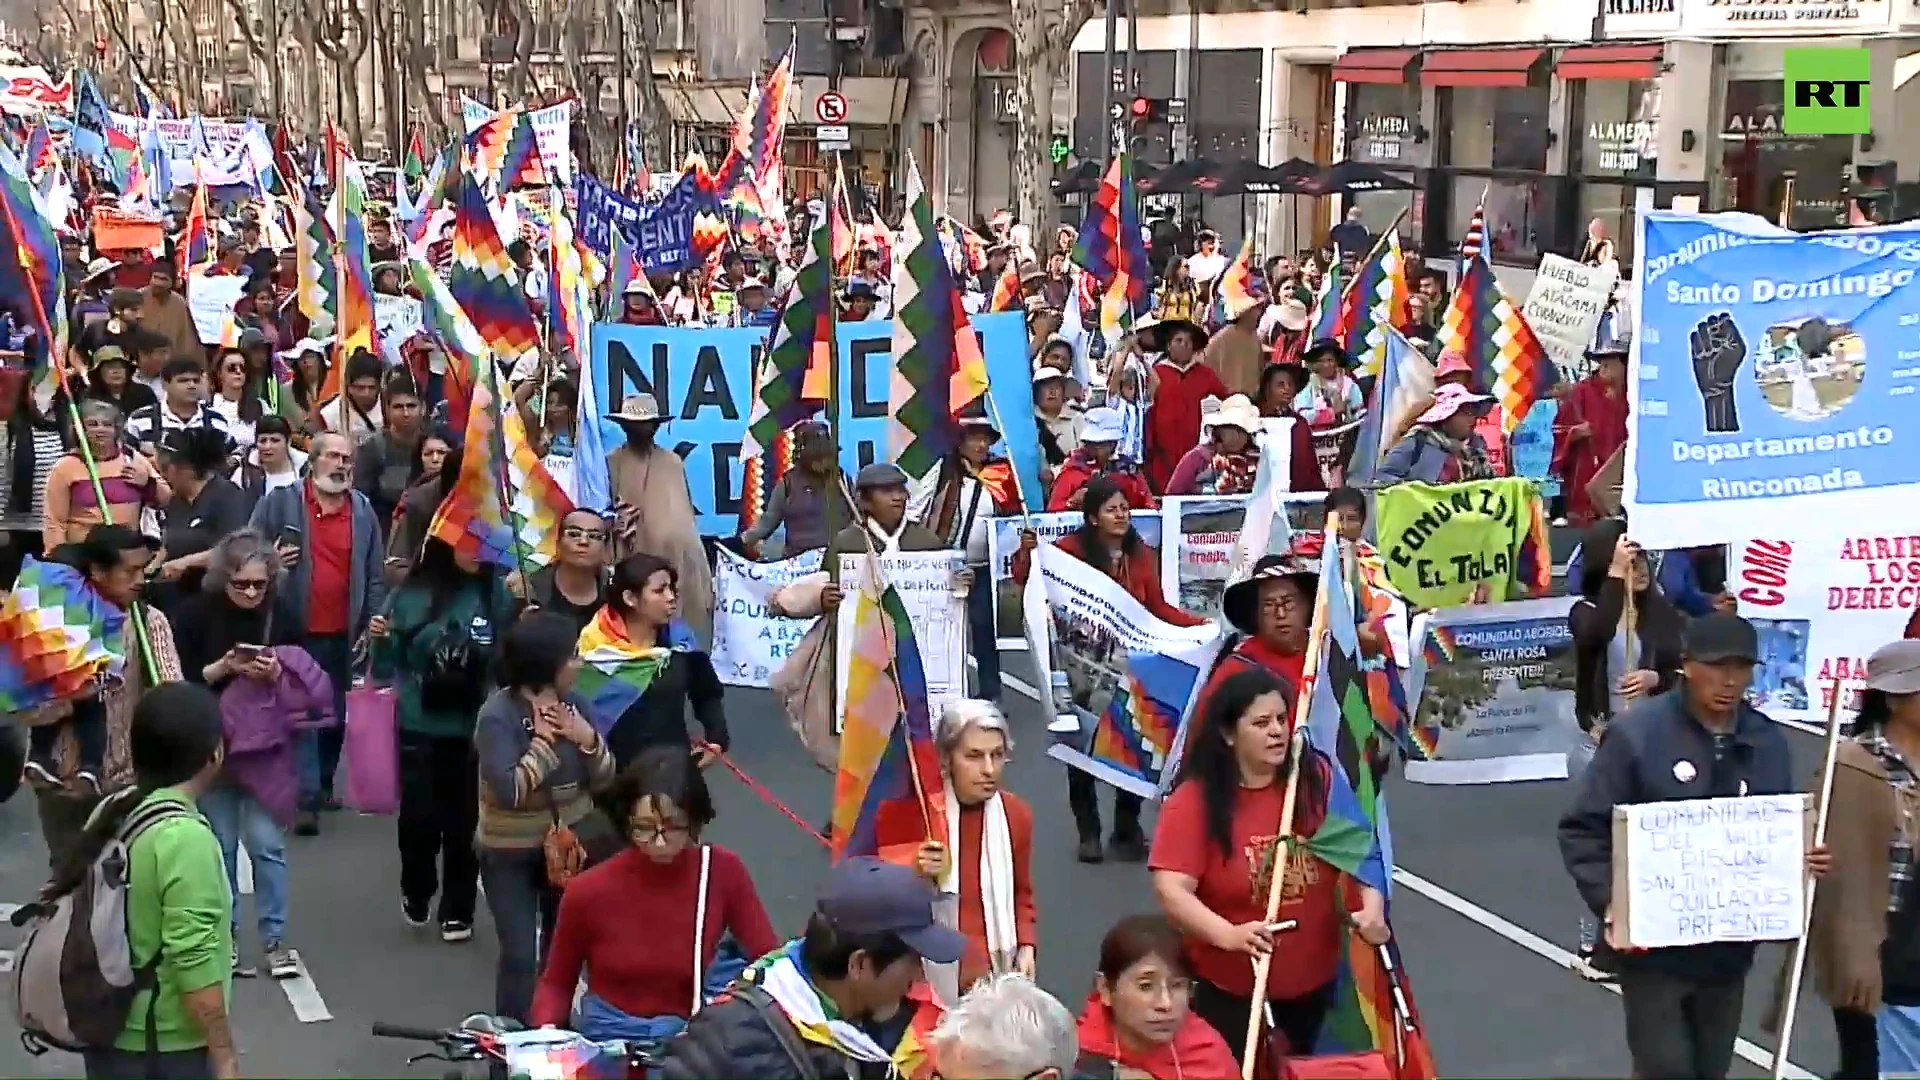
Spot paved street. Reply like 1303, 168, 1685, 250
0, 659, 1841, 1079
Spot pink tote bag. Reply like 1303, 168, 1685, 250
342, 676, 400, 815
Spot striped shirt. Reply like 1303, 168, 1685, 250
123, 401, 236, 456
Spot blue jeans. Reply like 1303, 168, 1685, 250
297, 633, 351, 808
966, 569, 1000, 701
199, 784, 290, 944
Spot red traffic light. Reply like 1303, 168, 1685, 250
1130, 97, 1152, 117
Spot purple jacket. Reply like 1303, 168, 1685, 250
217, 646, 337, 828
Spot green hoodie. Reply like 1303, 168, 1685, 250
116, 788, 233, 1054
372, 575, 514, 738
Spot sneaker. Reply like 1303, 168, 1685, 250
232, 943, 258, 978
402, 898, 431, 929
320, 791, 343, 813
71, 770, 102, 795
1580, 942, 1619, 983
22, 761, 59, 791
1076, 837, 1105, 864
440, 920, 473, 944
293, 810, 319, 837
266, 942, 300, 979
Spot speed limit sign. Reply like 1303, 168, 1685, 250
814, 92, 849, 125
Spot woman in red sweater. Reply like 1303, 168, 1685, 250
530, 746, 780, 1044
1150, 668, 1388, 1071
1075, 914, 1239, 1079
1013, 477, 1205, 863
884, 699, 1038, 1003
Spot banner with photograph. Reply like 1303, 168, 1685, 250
987, 511, 1163, 649
1627, 212, 1920, 550
710, 546, 823, 688
1160, 494, 1327, 624
1403, 596, 1583, 784
1730, 532, 1919, 731
1022, 545, 1224, 799
836, 551, 969, 727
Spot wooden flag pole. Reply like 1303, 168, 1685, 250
1770, 683, 1848, 1079
1241, 517, 1339, 1080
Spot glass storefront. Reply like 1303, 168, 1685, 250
1438, 82, 1554, 262
1344, 82, 1421, 239
1572, 77, 1660, 268
1716, 79, 1853, 231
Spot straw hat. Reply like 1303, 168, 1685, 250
613, 393, 666, 423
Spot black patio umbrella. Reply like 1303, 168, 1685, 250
1268, 157, 1323, 191
1050, 159, 1102, 198
1138, 157, 1218, 195
1191, 157, 1295, 197
1313, 160, 1419, 196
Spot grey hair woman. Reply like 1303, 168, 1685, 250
927, 973, 1079, 1079
42, 396, 165, 551
909, 698, 1039, 1000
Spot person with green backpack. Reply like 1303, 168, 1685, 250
370, 533, 513, 946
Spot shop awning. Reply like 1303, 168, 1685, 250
1332, 48, 1419, 85
1556, 43, 1663, 81
1420, 47, 1546, 88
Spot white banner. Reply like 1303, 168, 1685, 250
187, 273, 247, 344
462, 98, 575, 183
107, 114, 275, 189
375, 294, 424, 365
836, 551, 969, 726
1522, 253, 1617, 382
986, 511, 1164, 650
1730, 532, 1919, 731
711, 546, 823, 688
1022, 544, 1224, 799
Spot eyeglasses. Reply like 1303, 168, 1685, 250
228, 579, 269, 593
1260, 594, 1302, 614
561, 527, 608, 542
629, 820, 689, 844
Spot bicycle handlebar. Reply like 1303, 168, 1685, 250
371, 1022, 455, 1043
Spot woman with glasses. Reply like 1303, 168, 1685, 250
1073, 915, 1237, 1078
530, 745, 777, 1047
474, 612, 617, 1023
177, 530, 337, 980
208, 348, 268, 456
508, 507, 611, 634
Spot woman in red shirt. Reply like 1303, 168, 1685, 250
1150, 667, 1389, 1066
1075, 914, 1239, 1079
530, 746, 781, 1045
1014, 477, 1205, 865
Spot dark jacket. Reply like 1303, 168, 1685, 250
1557, 688, 1797, 981
606, 627, 729, 768
658, 981, 919, 1080
246, 482, 388, 637
1568, 577, 1685, 729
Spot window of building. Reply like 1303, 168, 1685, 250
1568, 76, 1658, 270
1436, 81, 1556, 263
1343, 82, 1421, 247
1716, 79, 1853, 231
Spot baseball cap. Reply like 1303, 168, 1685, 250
816, 856, 965, 965
1683, 613, 1760, 665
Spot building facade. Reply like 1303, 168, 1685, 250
1060, 0, 1920, 294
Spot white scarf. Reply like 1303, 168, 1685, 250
865, 517, 909, 554
927, 788, 1016, 1005
758, 950, 893, 1064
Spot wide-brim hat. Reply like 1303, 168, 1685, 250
1435, 349, 1474, 380
623, 279, 655, 297
1081, 405, 1125, 444
1154, 317, 1209, 351
371, 261, 405, 278
1222, 550, 1320, 636
1587, 332, 1633, 360
280, 336, 332, 358
841, 281, 878, 302
1205, 394, 1261, 436
1303, 337, 1350, 368
1416, 383, 1495, 426
1273, 299, 1309, 332
84, 256, 120, 282
614, 393, 666, 424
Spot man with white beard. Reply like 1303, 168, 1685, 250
248, 431, 389, 835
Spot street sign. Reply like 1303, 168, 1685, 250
814, 92, 849, 124
817, 124, 851, 150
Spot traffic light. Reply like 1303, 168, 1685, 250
1130, 97, 1157, 125
1129, 98, 1184, 126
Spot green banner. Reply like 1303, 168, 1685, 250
1374, 478, 1547, 610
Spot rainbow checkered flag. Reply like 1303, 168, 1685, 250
889, 153, 990, 482
1072, 153, 1151, 325
450, 167, 541, 363
0, 556, 128, 713
294, 187, 336, 326
1339, 229, 1410, 378
1438, 253, 1557, 434
740, 200, 832, 532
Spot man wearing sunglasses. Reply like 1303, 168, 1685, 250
507, 508, 611, 635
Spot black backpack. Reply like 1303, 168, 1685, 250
417, 590, 497, 714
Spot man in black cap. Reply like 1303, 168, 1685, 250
660, 856, 965, 1079
841, 281, 879, 323
1559, 609, 1830, 1080
824, 463, 946, 577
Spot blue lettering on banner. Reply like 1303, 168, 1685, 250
590, 312, 1042, 535
1633, 213, 1920, 511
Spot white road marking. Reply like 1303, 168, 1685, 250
999, 659, 1819, 1078
277, 953, 333, 1023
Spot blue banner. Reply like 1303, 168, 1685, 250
575, 172, 707, 274
589, 312, 1043, 535
1629, 213, 1920, 548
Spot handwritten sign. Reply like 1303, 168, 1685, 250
711, 546, 823, 688
835, 551, 968, 731
1522, 254, 1616, 383
187, 273, 247, 344
1611, 794, 1810, 950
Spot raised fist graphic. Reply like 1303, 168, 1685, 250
1689, 311, 1747, 434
